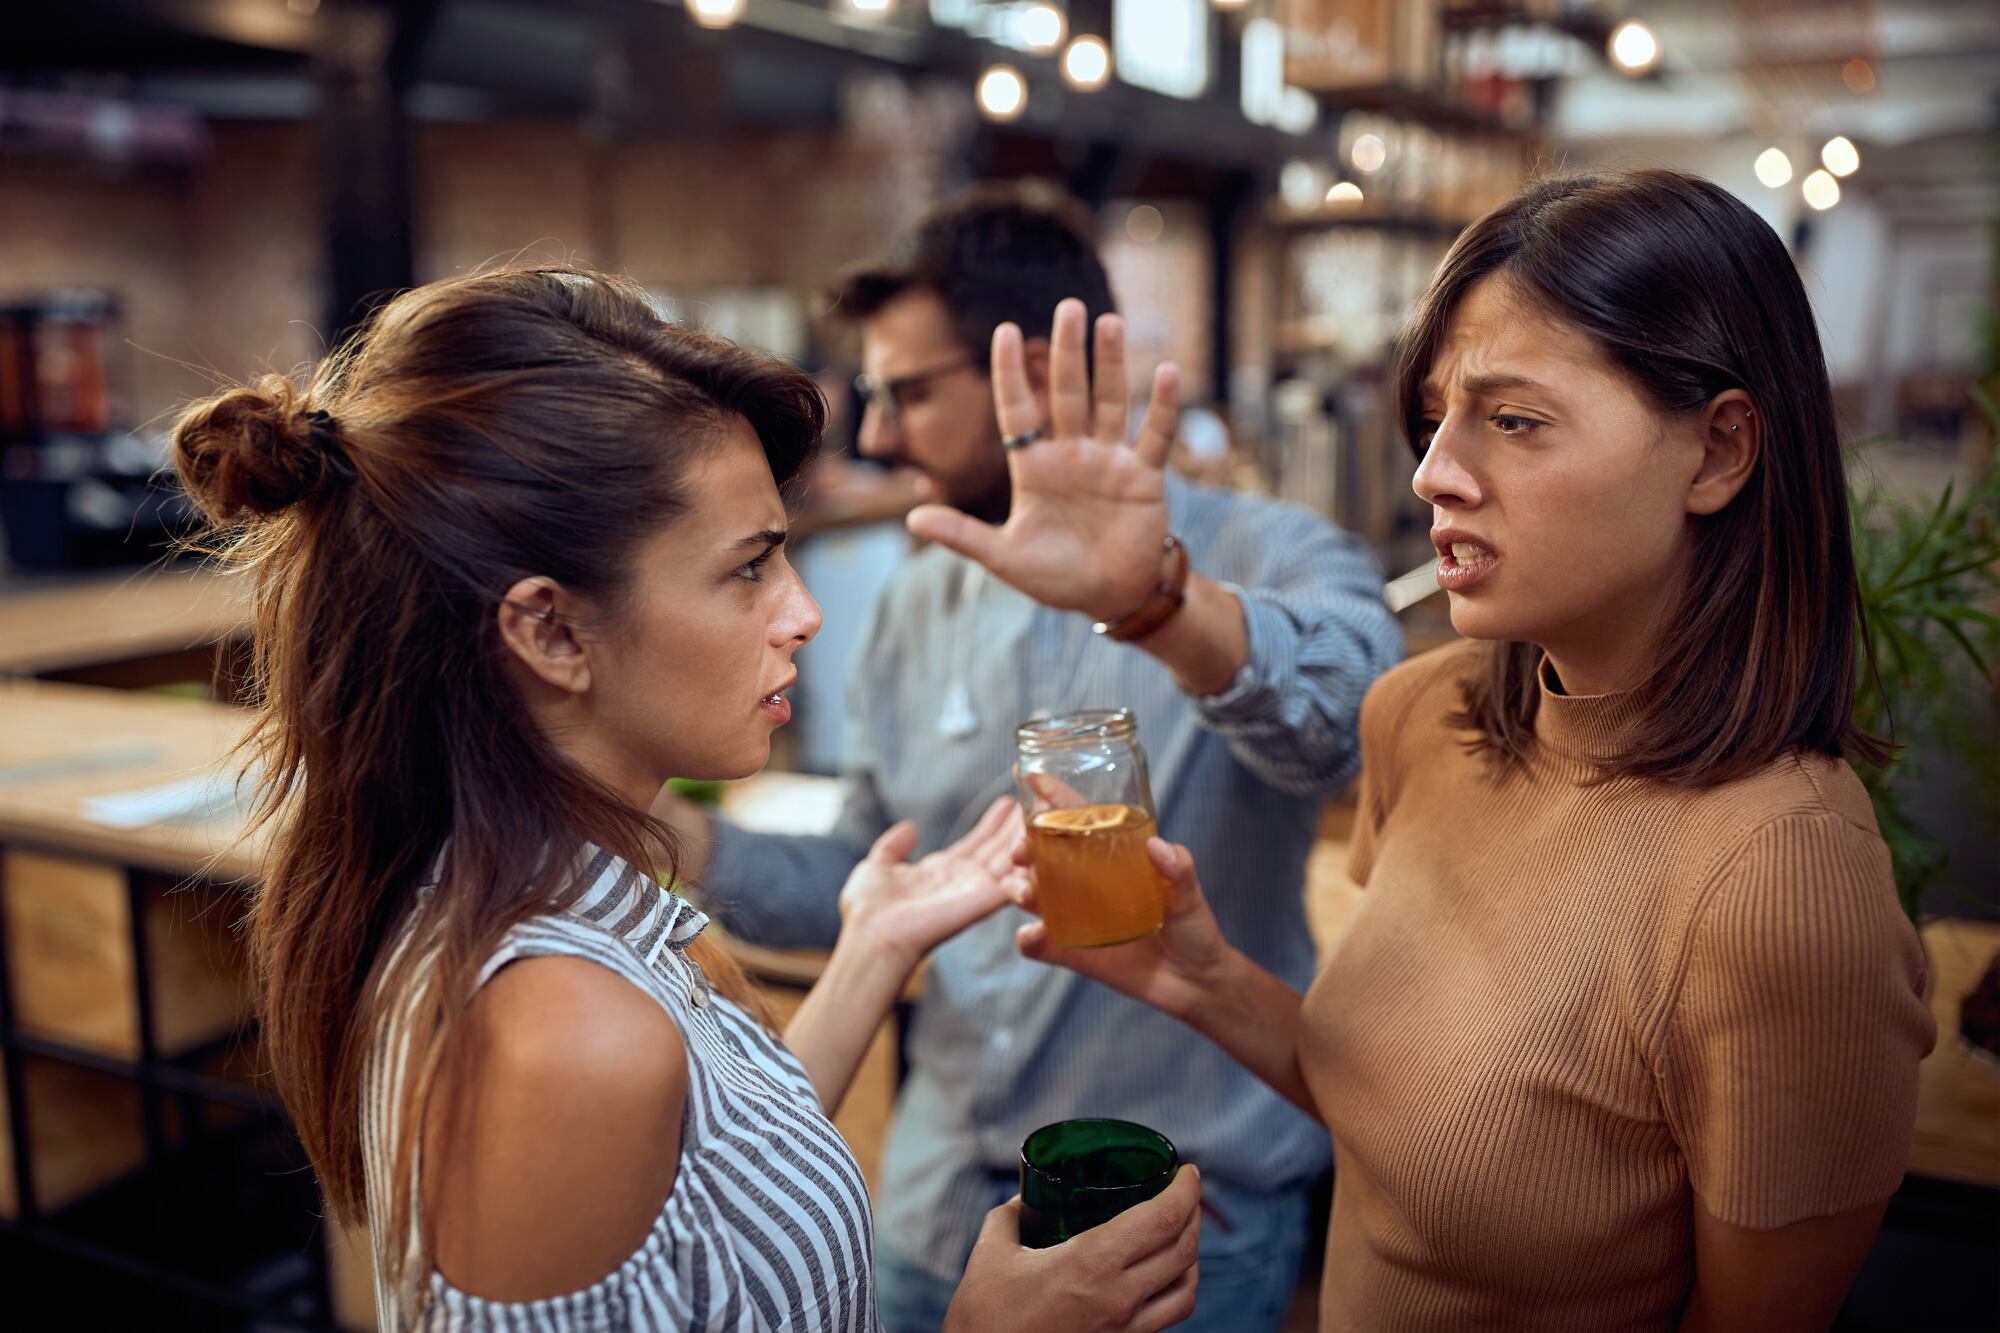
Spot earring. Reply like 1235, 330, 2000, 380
1731, 424, 1741, 432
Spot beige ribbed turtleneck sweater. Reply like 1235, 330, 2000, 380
1300, 640, 1935, 1331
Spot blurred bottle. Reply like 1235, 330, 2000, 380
0, 308, 37, 440
37, 291, 117, 434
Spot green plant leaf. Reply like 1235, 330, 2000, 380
1969, 379, 1999, 429
1884, 551, 2000, 597
1842, 365, 1999, 926
1877, 479, 1959, 592
1933, 615, 1992, 677
1912, 601, 2000, 632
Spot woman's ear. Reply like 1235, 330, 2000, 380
1686, 390, 1761, 516
497, 576, 591, 695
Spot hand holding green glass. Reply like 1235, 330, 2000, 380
1018, 1118, 1179, 1249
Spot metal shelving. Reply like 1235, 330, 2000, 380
0, 856, 336, 1330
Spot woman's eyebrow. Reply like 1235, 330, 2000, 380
728, 527, 788, 553
1422, 372, 1555, 399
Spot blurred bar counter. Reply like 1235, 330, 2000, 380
0, 566, 251, 689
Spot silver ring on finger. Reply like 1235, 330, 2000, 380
1000, 428, 1044, 451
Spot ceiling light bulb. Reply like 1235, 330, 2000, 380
688, 0, 746, 29
1608, 20, 1660, 75
1754, 147, 1793, 188
1325, 181, 1364, 206
1062, 35, 1112, 91
1803, 169, 1841, 211
1017, 3, 1065, 54
1821, 135, 1860, 177
977, 65, 1028, 121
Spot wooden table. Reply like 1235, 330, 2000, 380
1911, 919, 2000, 1188
0, 566, 250, 685
0, 678, 259, 877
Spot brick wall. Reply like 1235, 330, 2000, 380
2, 85, 1242, 433
1, 93, 961, 428
2, 156, 200, 430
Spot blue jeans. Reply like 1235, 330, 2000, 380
876, 1173, 1312, 1333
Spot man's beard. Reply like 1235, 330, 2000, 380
958, 466, 1012, 527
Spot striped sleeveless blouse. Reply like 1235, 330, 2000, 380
360, 849, 880, 1332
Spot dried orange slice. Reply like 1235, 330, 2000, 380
1033, 804, 1131, 832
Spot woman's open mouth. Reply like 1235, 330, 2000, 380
1434, 532, 1500, 592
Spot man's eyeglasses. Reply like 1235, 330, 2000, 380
853, 353, 978, 430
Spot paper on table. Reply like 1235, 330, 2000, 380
80, 768, 248, 829
0, 744, 165, 790
720, 772, 848, 836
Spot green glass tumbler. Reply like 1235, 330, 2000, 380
1019, 1118, 1178, 1249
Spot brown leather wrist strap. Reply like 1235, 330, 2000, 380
1092, 535, 1189, 643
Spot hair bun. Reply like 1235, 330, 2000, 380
171, 373, 349, 522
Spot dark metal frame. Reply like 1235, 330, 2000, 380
0, 851, 337, 1330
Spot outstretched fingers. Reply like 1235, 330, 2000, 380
1092, 312, 1129, 443
956, 795, 1020, 873
1046, 298, 1092, 440
991, 321, 1040, 445
1133, 362, 1183, 469
865, 821, 919, 866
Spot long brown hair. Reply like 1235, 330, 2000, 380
1393, 169, 1888, 784
171, 264, 821, 1280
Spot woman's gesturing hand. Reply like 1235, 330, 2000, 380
837, 795, 1019, 971
946, 1165, 1202, 1333
791, 797, 1019, 1116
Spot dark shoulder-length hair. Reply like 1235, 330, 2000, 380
1392, 168, 1886, 785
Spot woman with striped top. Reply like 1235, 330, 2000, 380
169, 264, 1201, 1331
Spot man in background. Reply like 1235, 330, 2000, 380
660, 185, 1402, 1331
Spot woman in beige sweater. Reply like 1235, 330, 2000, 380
1008, 169, 1936, 1331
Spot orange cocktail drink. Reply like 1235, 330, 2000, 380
1026, 802, 1166, 948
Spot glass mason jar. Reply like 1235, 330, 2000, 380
1013, 708, 1167, 949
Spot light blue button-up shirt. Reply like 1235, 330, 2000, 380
703, 475, 1403, 1280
